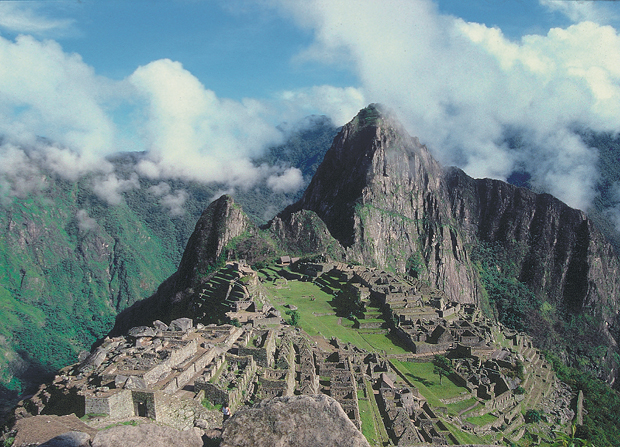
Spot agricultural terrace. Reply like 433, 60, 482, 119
259, 267, 409, 355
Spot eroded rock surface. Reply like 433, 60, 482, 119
220, 394, 370, 447
91, 424, 202, 447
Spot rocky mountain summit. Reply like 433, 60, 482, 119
8, 104, 620, 446
5, 259, 574, 446
114, 104, 620, 383
277, 104, 620, 381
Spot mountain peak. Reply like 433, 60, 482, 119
177, 194, 254, 288
282, 104, 440, 248
350, 103, 385, 129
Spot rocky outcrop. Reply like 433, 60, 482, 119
445, 168, 620, 369
268, 209, 345, 259
280, 105, 620, 310
220, 394, 370, 447
276, 104, 620, 379
11, 415, 96, 447
112, 195, 259, 331
177, 194, 255, 291
280, 104, 481, 302
91, 424, 203, 447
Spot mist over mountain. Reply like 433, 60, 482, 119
0, 117, 338, 414
113, 106, 620, 391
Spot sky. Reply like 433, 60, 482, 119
1, 0, 620, 220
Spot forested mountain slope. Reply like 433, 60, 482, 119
0, 117, 338, 413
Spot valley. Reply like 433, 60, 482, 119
5, 260, 577, 446
3, 105, 620, 446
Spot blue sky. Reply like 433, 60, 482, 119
1, 0, 620, 217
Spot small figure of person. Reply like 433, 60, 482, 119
222, 405, 231, 422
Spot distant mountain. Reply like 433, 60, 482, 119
121, 105, 620, 387
281, 105, 620, 382
0, 117, 338, 413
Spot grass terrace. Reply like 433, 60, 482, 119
261, 274, 409, 355
442, 420, 489, 445
391, 360, 470, 406
466, 413, 498, 426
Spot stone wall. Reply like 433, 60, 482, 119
252, 317, 281, 327
196, 354, 257, 409
238, 330, 275, 367
132, 391, 157, 419
162, 346, 222, 394
154, 390, 220, 431
84, 389, 133, 418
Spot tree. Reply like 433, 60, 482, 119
525, 409, 543, 423
552, 425, 596, 447
285, 309, 300, 326
433, 355, 453, 385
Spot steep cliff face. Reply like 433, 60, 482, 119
278, 104, 620, 378
446, 168, 620, 362
113, 195, 259, 331
282, 105, 480, 303
176, 194, 255, 291
268, 209, 345, 260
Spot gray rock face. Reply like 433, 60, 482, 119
91, 424, 202, 447
39, 431, 91, 447
128, 326, 157, 338
177, 195, 254, 290
281, 104, 480, 303
220, 394, 370, 447
169, 317, 193, 332
277, 103, 620, 381
153, 320, 168, 331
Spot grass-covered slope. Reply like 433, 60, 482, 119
0, 176, 178, 408
0, 117, 339, 412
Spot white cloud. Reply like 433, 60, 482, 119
148, 182, 188, 215
278, 85, 366, 126
148, 182, 171, 197
0, 3, 75, 35
0, 144, 46, 204
92, 173, 140, 206
274, 0, 620, 211
76, 209, 98, 232
160, 190, 189, 217
0, 33, 121, 195
539, 0, 616, 25
0, 35, 118, 157
129, 59, 284, 187
266, 167, 304, 193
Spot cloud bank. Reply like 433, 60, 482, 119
275, 0, 620, 211
1, 0, 620, 218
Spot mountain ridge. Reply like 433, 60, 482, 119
111, 105, 620, 385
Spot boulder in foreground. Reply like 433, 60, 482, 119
220, 394, 370, 447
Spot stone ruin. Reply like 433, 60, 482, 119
15, 261, 575, 446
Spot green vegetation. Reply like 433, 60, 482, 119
432, 354, 453, 385
551, 424, 595, 447
471, 241, 539, 332
546, 352, 620, 447
442, 420, 488, 445
0, 118, 338, 406
405, 251, 425, 278
264, 275, 408, 355
285, 309, 300, 326
525, 409, 543, 424
359, 379, 391, 446
445, 397, 478, 415
391, 360, 468, 405
103, 420, 139, 429
201, 398, 222, 411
